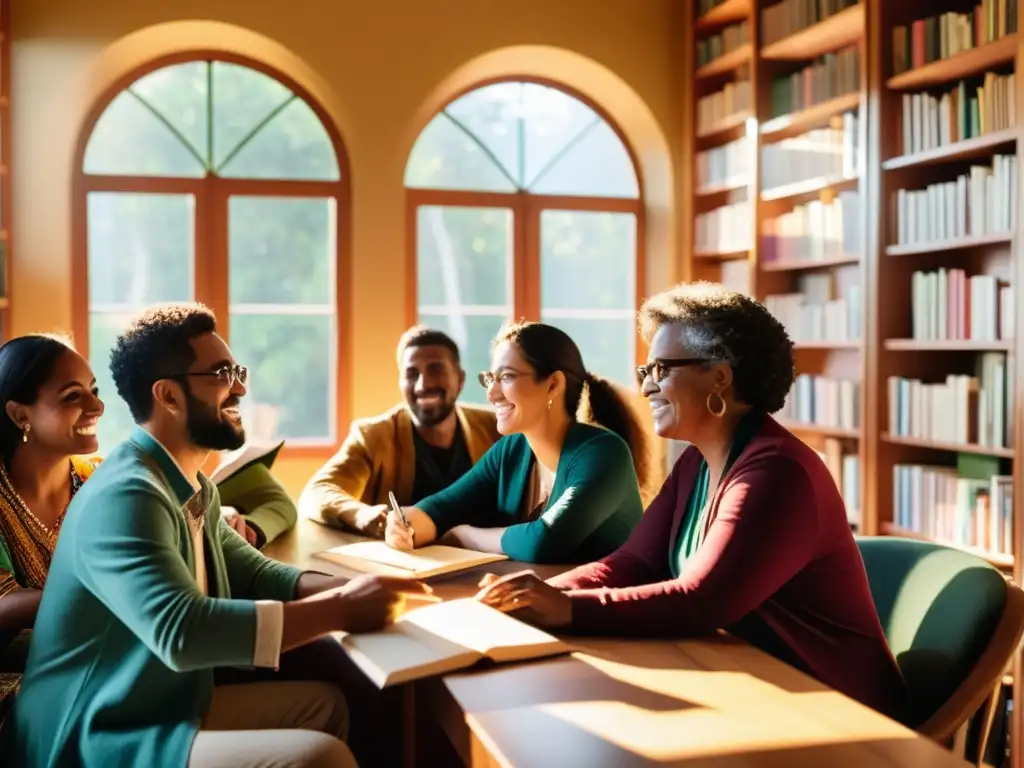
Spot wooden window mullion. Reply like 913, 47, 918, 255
194, 176, 230, 339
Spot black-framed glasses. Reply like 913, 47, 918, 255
636, 358, 707, 385
169, 364, 249, 388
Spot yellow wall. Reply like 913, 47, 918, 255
11, 0, 683, 495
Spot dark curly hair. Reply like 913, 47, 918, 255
0, 334, 77, 467
495, 321, 651, 491
109, 303, 217, 423
639, 282, 795, 413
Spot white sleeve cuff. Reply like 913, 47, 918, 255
253, 600, 284, 669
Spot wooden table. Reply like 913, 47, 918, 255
267, 519, 968, 767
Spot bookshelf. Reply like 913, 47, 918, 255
686, 0, 868, 531
0, 0, 10, 341
685, 0, 1023, 763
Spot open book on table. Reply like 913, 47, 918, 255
313, 540, 508, 579
334, 598, 571, 688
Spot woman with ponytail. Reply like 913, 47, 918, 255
384, 321, 648, 564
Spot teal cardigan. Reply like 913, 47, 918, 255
0, 427, 302, 767
418, 421, 643, 563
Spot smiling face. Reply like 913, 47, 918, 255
7, 348, 104, 456
484, 341, 559, 436
642, 322, 732, 442
179, 332, 247, 451
399, 344, 464, 428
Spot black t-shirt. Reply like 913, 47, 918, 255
410, 425, 473, 504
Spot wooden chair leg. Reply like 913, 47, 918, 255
974, 683, 1002, 768
953, 721, 969, 760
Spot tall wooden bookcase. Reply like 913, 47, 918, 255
0, 0, 11, 342
684, 0, 1024, 764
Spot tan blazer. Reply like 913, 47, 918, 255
298, 403, 501, 530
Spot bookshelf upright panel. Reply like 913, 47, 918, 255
0, 0, 10, 341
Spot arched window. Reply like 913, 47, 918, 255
76, 58, 348, 452
405, 81, 642, 402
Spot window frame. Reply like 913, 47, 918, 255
71, 51, 352, 458
403, 77, 646, 380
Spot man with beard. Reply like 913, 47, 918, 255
0, 303, 430, 768
299, 326, 500, 538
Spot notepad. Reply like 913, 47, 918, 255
334, 598, 570, 688
313, 540, 508, 579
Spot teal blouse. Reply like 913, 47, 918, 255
417, 421, 643, 564
671, 411, 763, 577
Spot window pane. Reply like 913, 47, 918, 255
228, 197, 335, 304
87, 193, 194, 306
416, 206, 513, 307
445, 82, 521, 185
540, 210, 636, 310
84, 91, 205, 177
212, 61, 293, 170
404, 115, 517, 192
521, 83, 600, 189
86, 192, 195, 453
90, 313, 142, 452
540, 315, 635, 389
129, 61, 210, 164
218, 98, 339, 180
417, 312, 507, 406
228, 313, 334, 442
529, 120, 639, 198
541, 210, 636, 388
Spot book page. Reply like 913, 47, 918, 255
316, 540, 507, 578
400, 598, 569, 663
333, 623, 481, 688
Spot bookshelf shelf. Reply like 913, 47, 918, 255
693, 248, 750, 260
696, 111, 753, 142
882, 129, 1018, 171
885, 233, 1014, 256
696, 177, 749, 196
793, 340, 862, 350
761, 254, 861, 272
695, 0, 751, 33
777, 421, 860, 440
696, 43, 752, 79
883, 339, 1014, 351
760, 174, 858, 202
886, 34, 1018, 90
761, 4, 865, 61
760, 92, 861, 140
881, 523, 1015, 569
882, 434, 1015, 459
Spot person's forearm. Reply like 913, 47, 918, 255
295, 571, 348, 598
281, 597, 339, 652
0, 589, 42, 633
405, 507, 439, 547
448, 525, 506, 554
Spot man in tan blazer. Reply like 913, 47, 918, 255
299, 326, 500, 537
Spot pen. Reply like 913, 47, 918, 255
388, 490, 410, 529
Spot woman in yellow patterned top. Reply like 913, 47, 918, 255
0, 335, 103, 721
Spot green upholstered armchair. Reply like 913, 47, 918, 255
856, 536, 1024, 763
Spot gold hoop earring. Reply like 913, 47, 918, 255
21, 424, 30, 443
706, 391, 727, 418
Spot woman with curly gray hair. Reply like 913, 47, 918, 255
477, 282, 908, 723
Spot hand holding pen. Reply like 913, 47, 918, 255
384, 490, 416, 551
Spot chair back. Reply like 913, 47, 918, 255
856, 536, 1024, 740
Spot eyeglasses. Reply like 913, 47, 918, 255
478, 370, 525, 389
636, 358, 708, 385
169, 364, 249, 388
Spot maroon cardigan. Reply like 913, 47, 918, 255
549, 416, 908, 722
